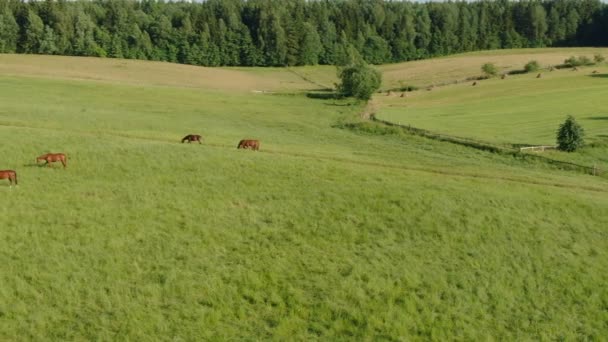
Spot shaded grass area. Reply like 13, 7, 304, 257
0, 70, 607, 339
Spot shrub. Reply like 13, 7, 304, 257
524, 60, 540, 73
481, 63, 498, 77
594, 54, 605, 63
564, 56, 594, 68
556, 115, 585, 152
578, 56, 593, 66
337, 63, 382, 101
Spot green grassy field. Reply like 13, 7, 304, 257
1, 53, 607, 340
377, 60, 608, 173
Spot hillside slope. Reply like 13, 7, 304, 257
0, 53, 606, 340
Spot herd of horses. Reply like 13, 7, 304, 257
1, 135, 260, 187
182, 134, 260, 150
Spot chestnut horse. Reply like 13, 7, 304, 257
37, 153, 67, 168
0, 170, 17, 186
237, 139, 260, 151
181, 134, 202, 144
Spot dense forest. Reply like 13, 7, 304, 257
1, 0, 607, 67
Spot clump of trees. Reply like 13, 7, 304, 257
0, 0, 608, 67
556, 115, 585, 152
337, 63, 382, 101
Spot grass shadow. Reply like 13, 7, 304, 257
511, 143, 545, 148
588, 74, 608, 78
507, 69, 528, 75
586, 116, 608, 120
306, 90, 340, 100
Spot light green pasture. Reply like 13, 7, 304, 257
377, 66, 608, 171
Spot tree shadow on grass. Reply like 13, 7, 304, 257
306, 90, 340, 100
588, 74, 608, 78
585, 116, 608, 120
512, 143, 547, 148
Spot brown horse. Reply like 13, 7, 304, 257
237, 139, 260, 151
181, 134, 203, 144
0, 170, 17, 186
37, 153, 67, 168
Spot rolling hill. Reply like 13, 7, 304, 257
0, 51, 606, 340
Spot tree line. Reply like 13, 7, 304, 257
1, 0, 607, 67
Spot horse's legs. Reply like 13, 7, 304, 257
61, 158, 66, 168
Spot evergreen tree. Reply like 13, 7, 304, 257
530, 3, 548, 46
298, 22, 322, 65
23, 10, 45, 53
39, 25, 57, 54
0, 6, 19, 53
257, 8, 287, 66
414, 6, 432, 58
362, 34, 390, 65
556, 115, 585, 152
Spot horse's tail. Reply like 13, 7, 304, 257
13, 172, 17, 185
63, 155, 67, 167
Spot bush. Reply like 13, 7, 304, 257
481, 63, 498, 77
564, 56, 594, 68
594, 54, 605, 63
524, 60, 540, 73
556, 115, 585, 152
337, 63, 382, 101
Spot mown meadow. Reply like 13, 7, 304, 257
377, 50, 608, 174
1, 52, 607, 340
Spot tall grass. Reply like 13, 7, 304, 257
0, 56, 607, 340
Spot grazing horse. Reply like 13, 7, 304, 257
181, 134, 203, 144
237, 139, 260, 151
0, 170, 17, 186
37, 153, 67, 168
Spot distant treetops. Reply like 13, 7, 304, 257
1, 0, 607, 67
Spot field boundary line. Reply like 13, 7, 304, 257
368, 115, 603, 177
286, 68, 333, 90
